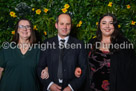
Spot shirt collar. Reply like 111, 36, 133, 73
58, 35, 69, 43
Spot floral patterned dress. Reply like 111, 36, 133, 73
89, 49, 111, 91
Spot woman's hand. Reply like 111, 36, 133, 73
75, 67, 82, 78
0, 67, 4, 80
41, 67, 49, 79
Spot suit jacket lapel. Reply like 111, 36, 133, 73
54, 36, 59, 49
63, 36, 73, 57
51, 36, 60, 58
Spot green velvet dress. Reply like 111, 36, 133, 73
0, 47, 41, 91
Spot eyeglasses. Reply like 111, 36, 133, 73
18, 25, 31, 29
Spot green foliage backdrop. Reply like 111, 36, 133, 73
0, 0, 136, 50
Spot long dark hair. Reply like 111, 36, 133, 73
96, 13, 121, 43
12, 18, 37, 45
92, 13, 124, 52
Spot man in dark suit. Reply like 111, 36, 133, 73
37, 13, 87, 91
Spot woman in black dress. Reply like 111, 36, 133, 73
88, 13, 136, 91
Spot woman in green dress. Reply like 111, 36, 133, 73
0, 19, 41, 91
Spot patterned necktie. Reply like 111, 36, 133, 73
57, 39, 65, 83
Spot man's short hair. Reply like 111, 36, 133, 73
56, 13, 72, 23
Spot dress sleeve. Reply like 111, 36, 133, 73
0, 49, 6, 68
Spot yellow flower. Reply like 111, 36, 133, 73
32, 8, 35, 11
126, 5, 131, 9
11, 30, 15, 35
118, 25, 121, 28
76, 24, 80, 27
44, 31, 47, 36
44, 8, 49, 13
108, 2, 112, 7
64, 4, 70, 9
78, 24, 82, 27
10, 11, 17, 18
76, 24, 82, 27
61, 8, 67, 13
36, 9, 41, 15
12, 15, 17, 18
76, 21, 82, 27
33, 25, 38, 30
96, 22, 98, 26
131, 21, 135, 25
93, 36, 96, 39
79, 21, 82, 25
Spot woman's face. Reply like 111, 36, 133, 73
17, 20, 31, 40
100, 16, 114, 37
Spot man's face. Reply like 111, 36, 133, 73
55, 14, 71, 38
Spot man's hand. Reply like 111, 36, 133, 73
50, 83, 62, 91
63, 86, 72, 91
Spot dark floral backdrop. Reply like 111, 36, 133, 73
0, 0, 136, 51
